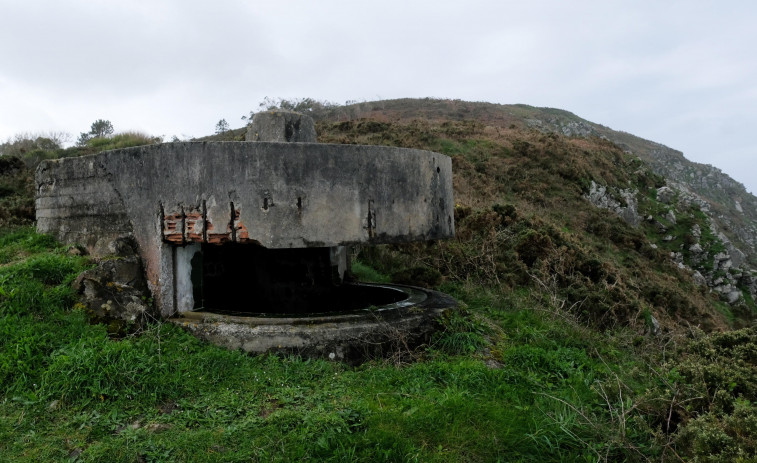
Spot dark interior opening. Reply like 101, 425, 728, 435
193, 243, 408, 315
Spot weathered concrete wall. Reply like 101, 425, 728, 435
36, 142, 454, 316
247, 110, 317, 143
36, 158, 133, 255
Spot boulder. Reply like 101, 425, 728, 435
726, 290, 742, 304
665, 210, 677, 225
691, 224, 702, 240
691, 271, 707, 286
657, 186, 675, 204
72, 237, 153, 330
586, 181, 640, 227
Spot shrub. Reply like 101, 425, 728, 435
515, 229, 554, 267
390, 266, 442, 288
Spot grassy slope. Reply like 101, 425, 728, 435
0, 228, 672, 462
1, 227, 755, 461
316, 117, 746, 331
317, 98, 757, 267
1, 103, 756, 461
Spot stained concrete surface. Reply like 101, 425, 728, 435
37, 141, 454, 316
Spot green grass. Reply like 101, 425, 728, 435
2, 229, 757, 461
351, 260, 391, 284
82, 132, 161, 152
1, 229, 680, 462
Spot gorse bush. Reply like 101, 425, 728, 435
0, 157, 35, 228
659, 327, 757, 461
2, 101, 755, 460
326, 117, 734, 331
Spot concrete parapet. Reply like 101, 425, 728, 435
246, 110, 317, 142
36, 141, 454, 316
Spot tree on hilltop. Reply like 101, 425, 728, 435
77, 119, 114, 146
215, 119, 230, 134
90, 119, 114, 138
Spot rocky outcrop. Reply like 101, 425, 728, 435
586, 181, 640, 227
526, 117, 600, 138
72, 237, 153, 332
586, 178, 755, 308
657, 186, 675, 204
516, 104, 757, 270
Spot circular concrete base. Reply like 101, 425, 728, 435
168, 283, 457, 362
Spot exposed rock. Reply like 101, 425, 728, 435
676, 189, 711, 213
72, 237, 153, 329
711, 281, 742, 304
724, 289, 742, 304
692, 224, 702, 240
647, 314, 661, 336
689, 243, 703, 254
714, 231, 747, 267
726, 291, 742, 304
740, 273, 757, 299
66, 245, 86, 256
713, 252, 733, 271
657, 186, 675, 204
691, 271, 707, 286
665, 210, 677, 225
586, 182, 617, 210
729, 247, 746, 268
525, 117, 599, 138
586, 181, 640, 227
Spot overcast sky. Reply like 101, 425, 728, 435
1, 0, 756, 193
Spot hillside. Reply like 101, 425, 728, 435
1, 99, 756, 461
279, 98, 756, 327
314, 99, 757, 270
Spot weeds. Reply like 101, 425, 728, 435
2, 104, 755, 460
1, 229, 754, 461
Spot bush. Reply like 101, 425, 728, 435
390, 266, 442, 288
515, 229, 554, 267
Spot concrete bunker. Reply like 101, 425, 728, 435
36, 111, 456, 360
182, 242, 407, 315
